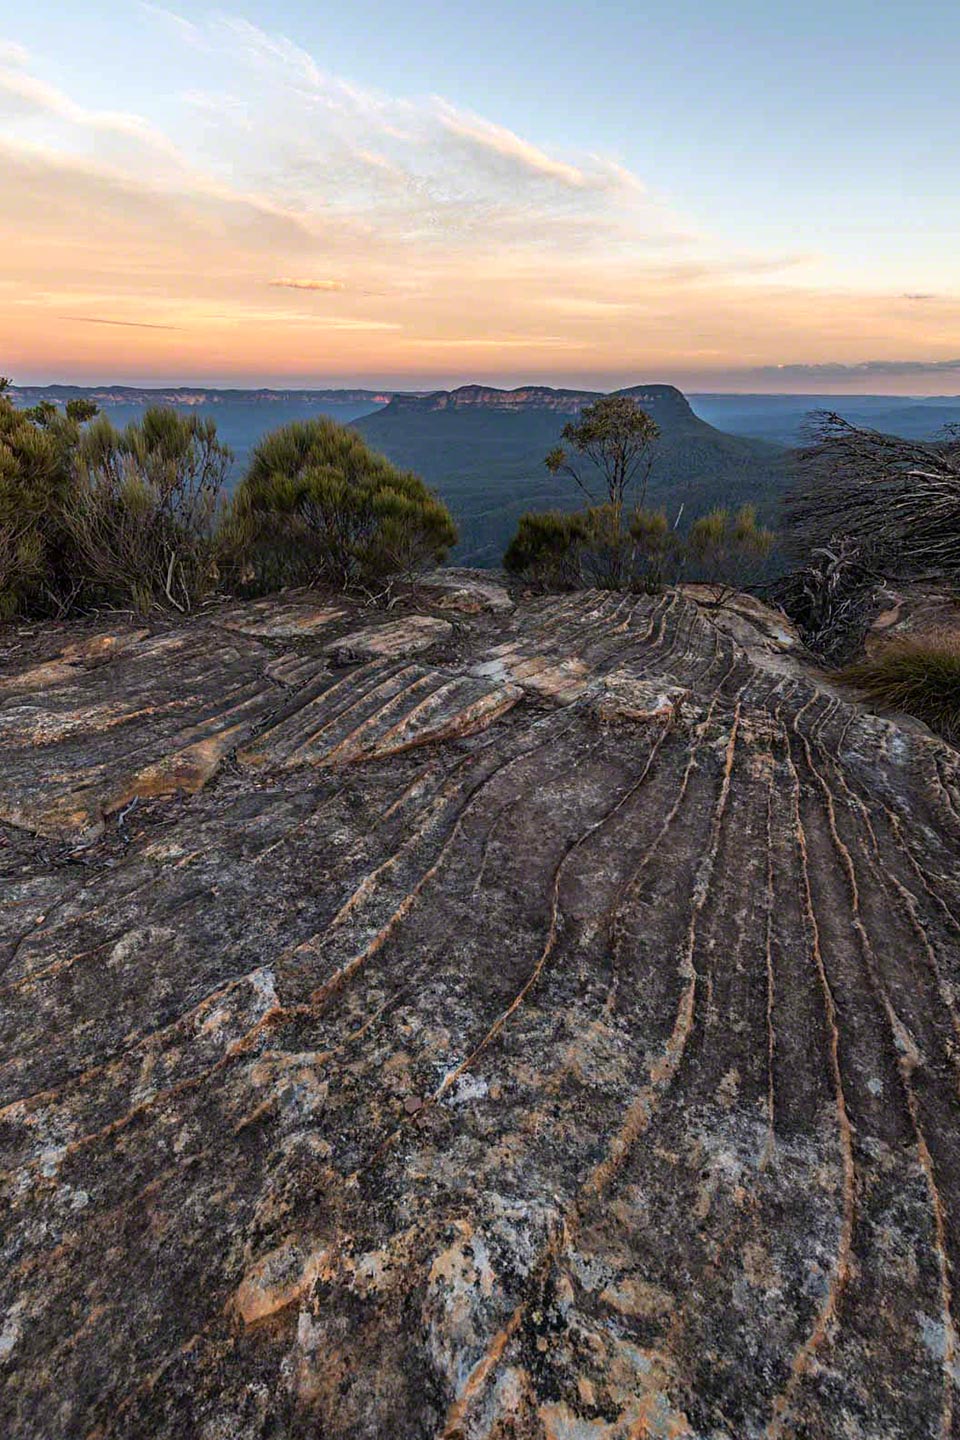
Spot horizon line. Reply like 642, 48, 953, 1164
9, 379, 960, 401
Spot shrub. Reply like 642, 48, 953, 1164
686, 504, 775, 605
771, 535, 882, 665
0, 389, 92, 617
504, 510, 589, 589
840, 632, 960, 741
629, 507, 684, 592
226, 418, 456, 595
0, 389, 231, 617
777, 414, 960, 662
785, 412, 960, 578
509, 496, 767, 597
65, 407, 232, 612
505, 505, 685, 593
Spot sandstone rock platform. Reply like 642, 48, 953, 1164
1, 580, 959, 1439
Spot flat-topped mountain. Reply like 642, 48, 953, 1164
2, 577, 958, 1438
381, 382, 699, 417
357, 386, 786, 566
376, 381, 700, 418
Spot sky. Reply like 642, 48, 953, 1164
1, 0, 958, 392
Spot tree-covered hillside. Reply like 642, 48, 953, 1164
355, 385, 786, 566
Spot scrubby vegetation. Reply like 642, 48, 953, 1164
0, 381, 232, 617
777, 414, 960, 662
686, 505, 775, 604
505, 394, 774, 598
505, 499, 771, 597
504, 510, 590, 590
785, 413, 960, 576
224, 418, 456, 598
66, 407, 232, 613
0, 386, 456, 619
840, 632, 960, 741
504, 503, 686, 593
0, 378, 105, 618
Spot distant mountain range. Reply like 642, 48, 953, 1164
9, 385, 400, 408
10, 381, 959, 567
690, 392, 960, 445
387, 384, 614, 414
356, 384, 787, 565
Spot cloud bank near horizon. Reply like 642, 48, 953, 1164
1, 7, 957, 391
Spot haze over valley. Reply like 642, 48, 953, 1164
11, 381, 959, 565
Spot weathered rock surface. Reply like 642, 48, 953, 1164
217, 596, 348, 638
2, 586, 959, 1439
325, 615, 454, 663
420, 569, 515, 615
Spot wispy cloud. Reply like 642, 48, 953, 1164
270, 278, 345, 292
762, 358, 960, 378
2, 10, 954, 389
432, 102, 590, 189
57, 315, 184, 331
137, 3, 202, 46
0, 39, 29, 67
0, 61, 185, 166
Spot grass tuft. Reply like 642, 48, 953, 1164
840, 631, 960, 742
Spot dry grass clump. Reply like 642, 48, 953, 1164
841, 630, 960, 741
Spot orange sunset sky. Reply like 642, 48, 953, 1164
2, 2, 959, 393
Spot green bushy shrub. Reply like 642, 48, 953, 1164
504, 510, 589, 589
225, 418, 456, 595
0, 386, 231, 617
685, 504, 775, 604
505, 503, 685, 593
629, 507, 684, 592
0, 384, 92, 617
66, 407, 232, 612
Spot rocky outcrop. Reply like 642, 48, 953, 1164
377, 383, 696, 420
2, 581, 959, 1439
419, 571, 515, 616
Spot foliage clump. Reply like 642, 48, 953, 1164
685, 505, 775, 604
545, 395, 660, 516
840, 632, 960, 742
0, 377, 99, 618
67, 407, 231, 613
504, 510, 589, 590
505, 503, 683, 593
1, 380, 232, 616
506, 393, 773, 601
225, 418, 456, 596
